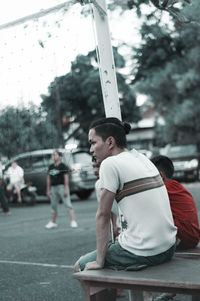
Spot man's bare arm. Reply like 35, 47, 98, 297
63, 173, 69, 197
85, 188, 115, 270
46, 175, 51, 198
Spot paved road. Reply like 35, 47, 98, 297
0, 183, 199, 301
0, 193, 97, 301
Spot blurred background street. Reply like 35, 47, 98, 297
0, 182, 199, 301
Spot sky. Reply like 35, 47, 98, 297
0, 0, 143, 110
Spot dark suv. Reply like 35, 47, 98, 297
163, 144, 200, 182
3, 149, 96, 200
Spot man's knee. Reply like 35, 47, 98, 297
74, 261, 81, 272
7, 185, 12, 191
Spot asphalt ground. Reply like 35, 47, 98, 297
0, 182, 200, 301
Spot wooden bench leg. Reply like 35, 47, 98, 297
81, 283, 117, 301
90, 288, 116, 301
128, 290, 144, 301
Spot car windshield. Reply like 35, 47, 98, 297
166, 145, 198, 158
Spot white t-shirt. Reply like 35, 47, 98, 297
7, 165, 24, 185
99, 150, 177, 257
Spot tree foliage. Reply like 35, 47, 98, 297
132, 0, 200, 147
0, 106, 58, 159
41, 48, 141, 147
108, 0, 193, 24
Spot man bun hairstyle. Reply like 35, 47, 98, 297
89, 117, 131, 148
123, 122, 131, 135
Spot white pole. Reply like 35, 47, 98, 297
91, 0, 122, 121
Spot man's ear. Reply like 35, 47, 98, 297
106, 136, 115, 148
159, 170, 166, 181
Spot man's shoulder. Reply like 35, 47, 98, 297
165, 179, 181, 189
59, 162, 68, 168
101, 151, 131, 167
102, 153, 122, 164
101, 156, 115, 169
59, 162, 70, 172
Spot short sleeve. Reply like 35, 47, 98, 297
61, 163, 70, 174
99, 158, 119, 194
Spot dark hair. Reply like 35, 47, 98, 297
151, 155, 174, 179
89, 117, 131, 148
53, 150, 62, 157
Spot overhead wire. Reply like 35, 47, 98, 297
0, 1, 78, 31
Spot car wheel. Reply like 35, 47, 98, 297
76, 189, 93, 200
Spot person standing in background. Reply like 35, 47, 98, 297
0, 174, 11, 216
45, 150, 78, 229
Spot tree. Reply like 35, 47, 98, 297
108, 0, 193, 23
41, 48, 141, 147
0, 106, 58, 159
131, 0, 200, 148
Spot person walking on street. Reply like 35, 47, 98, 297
45, 150, 78, 229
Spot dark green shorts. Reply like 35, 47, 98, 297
77, 242, 176, 271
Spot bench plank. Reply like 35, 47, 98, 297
73, 257, 200, 300
175, 246, 200, 259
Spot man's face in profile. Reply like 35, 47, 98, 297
88, 129, 111, 165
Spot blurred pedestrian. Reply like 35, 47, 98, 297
0, 175, 11, 216
6, 161, 24, 203
45, 150, 78, 229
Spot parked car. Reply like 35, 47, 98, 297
161, 144, 200, 182
3, 149, 96, 200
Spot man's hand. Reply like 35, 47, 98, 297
113, 226, 121, 240
84, 261, 103, 270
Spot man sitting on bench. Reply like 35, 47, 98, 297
152, 155, 200, 250
74, 117, 177, 301
152, 155, 200, 300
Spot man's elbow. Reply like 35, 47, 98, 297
96, 210, 110, 222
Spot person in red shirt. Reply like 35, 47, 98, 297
152, 155, 200, 250
152, 155, 200, 301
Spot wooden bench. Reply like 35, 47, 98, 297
175, 245, 200, 259
73, 256, 200, 301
